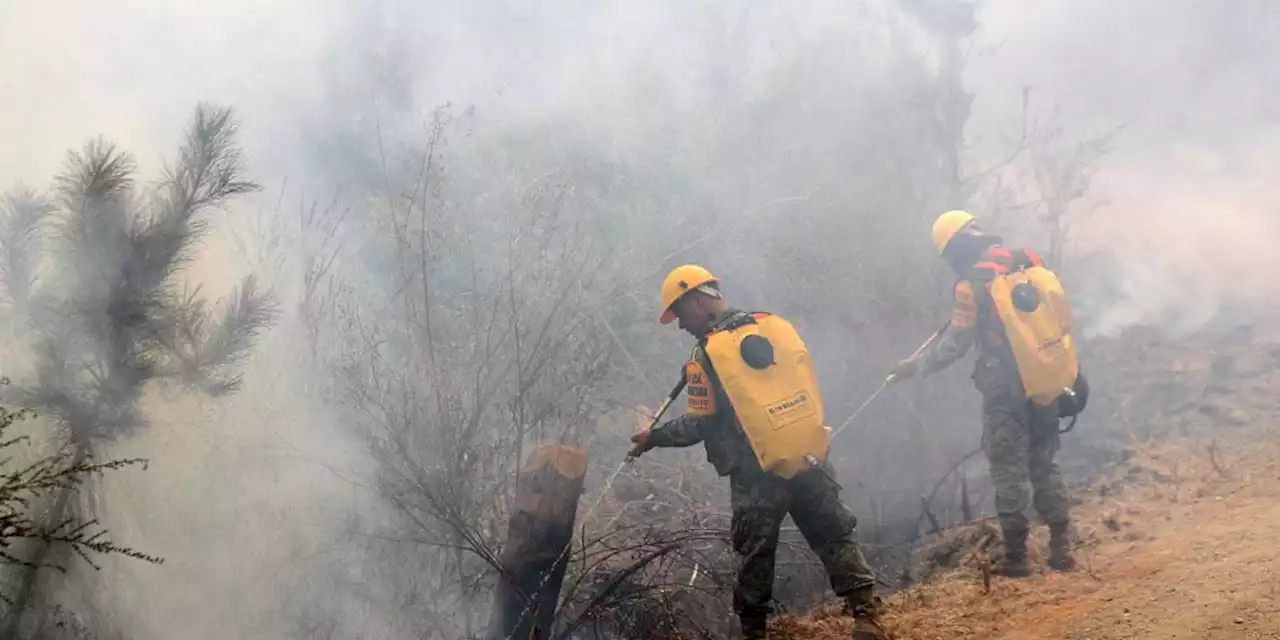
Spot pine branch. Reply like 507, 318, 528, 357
0, 188, 51, 310
202, 275, 278, 370
54, 139, 136, 216
150, 275, 277, 396
50, 138, 136, 292
25, 337, 87, 420
146, 284, 208, 375
132, 103, 260, 295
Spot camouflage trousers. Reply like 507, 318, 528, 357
982, 393, 1071, 533
729, 464, 877, 623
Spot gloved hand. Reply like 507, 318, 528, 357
887, 357, 921, 384
628, 429, 656, 457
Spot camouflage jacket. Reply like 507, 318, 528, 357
647, 309, 760, 477
915, 246, 1029, 384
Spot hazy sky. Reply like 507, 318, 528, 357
4, 1, 1275, 194
0, 0, 328, 183
3, 1, 1278, 328
4, 0, 1277, 328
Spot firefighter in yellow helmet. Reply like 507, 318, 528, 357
631, 265, 888, 640
888, 210, 1078, 577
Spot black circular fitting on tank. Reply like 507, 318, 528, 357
1011, 282, 1041, 312
740, 335, 775, 369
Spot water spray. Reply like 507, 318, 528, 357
831, 322, 949, 440
507, 377, 686, 639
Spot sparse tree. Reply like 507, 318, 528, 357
1026, 109, 1116, 267
979, 93, 1117, 267
0, 104, 277, 636
330, 108, 620, 638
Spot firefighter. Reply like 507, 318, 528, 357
629, 265, 889, 640
888, 210, 1077, 577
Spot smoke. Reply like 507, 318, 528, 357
971, 0, 1280, 336
77, 376, 393, 639
1070, 173, 1280, 339
0, 0, 329, 184
3, 0, 1279, 637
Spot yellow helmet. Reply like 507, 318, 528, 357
659, 264, 718, 324
931, 210, 976, 255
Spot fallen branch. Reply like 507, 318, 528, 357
963, 531, 995, 594
922, 447, 986, 516
897, 446, 985, 581
1207, 439, 1226, 477
920, 496, 941, 535
553, 544, 680, 640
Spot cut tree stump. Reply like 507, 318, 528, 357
489, 443, 588, 640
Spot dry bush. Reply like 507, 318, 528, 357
0, 393, 158, 637
319, 108, 640, 637
0, 400, 158, 574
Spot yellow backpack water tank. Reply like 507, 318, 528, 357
702, 312, 830, 478
978, 250, 1080, 407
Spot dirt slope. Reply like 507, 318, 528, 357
777, 434, 1280, 640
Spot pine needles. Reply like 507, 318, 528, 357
0, 102, 276, 625
1, 102, 277, 441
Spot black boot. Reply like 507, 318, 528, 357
845, 587, 889, 640
996, 524, 1031, 578
1048, 521, 1076, 572
740, 615, 768, 640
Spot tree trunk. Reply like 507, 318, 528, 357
1047, 201, 1066, 268
489, 444, 587, 640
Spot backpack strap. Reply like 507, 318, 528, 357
1022, 247, 1045, 268
704, 310, 764, 338
973, 246, 1035, 275
696, 311, 759, 367
969, 247, 1038, 281
963, 246, 1028, 344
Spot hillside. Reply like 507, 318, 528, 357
777, 321, 1280, 640
776, 433, 1280, 639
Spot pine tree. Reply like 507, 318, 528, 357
0, 103, 277, 634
